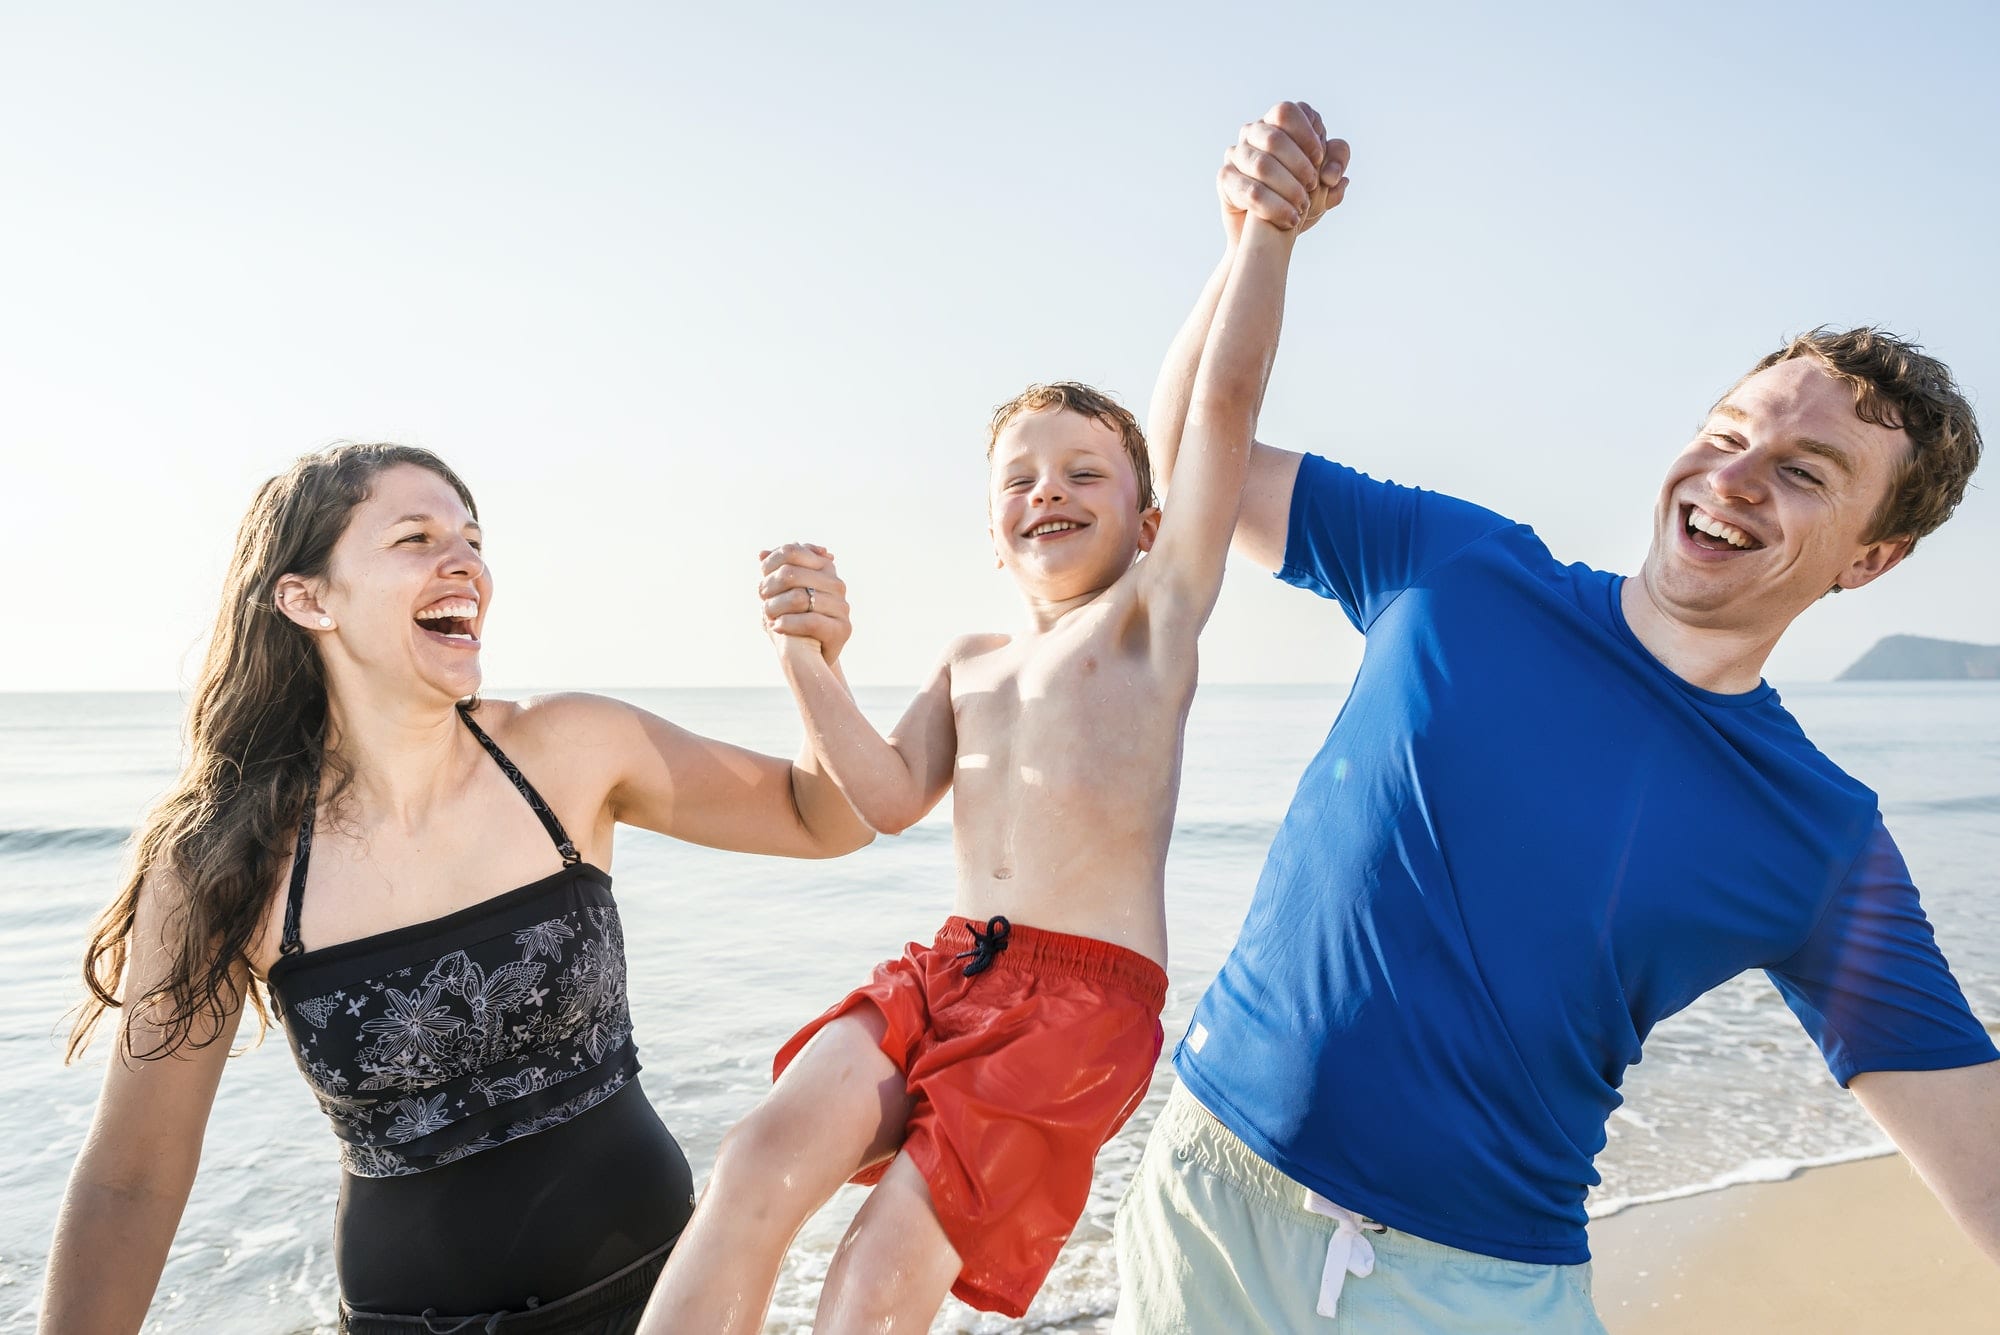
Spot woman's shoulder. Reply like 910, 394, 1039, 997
467, 693, 654, 770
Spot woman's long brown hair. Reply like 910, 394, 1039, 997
68, 443, 478, 1061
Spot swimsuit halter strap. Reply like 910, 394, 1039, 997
279, 762, 319, 957
456, 705, 583, 868
278, 707, 582, 957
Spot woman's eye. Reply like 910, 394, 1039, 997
399, 533, 429, 544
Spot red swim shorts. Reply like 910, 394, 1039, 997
772, 915, 1168, 1318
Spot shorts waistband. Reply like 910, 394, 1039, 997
934, 916, 1167, 1010
1155, 1083, 1340, 1222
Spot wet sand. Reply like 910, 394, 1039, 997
1590, 1152, 2000, 1332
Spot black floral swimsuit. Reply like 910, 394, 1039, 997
267, 707, 693, 1330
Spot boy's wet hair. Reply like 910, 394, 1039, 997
987, 382, 1157, 513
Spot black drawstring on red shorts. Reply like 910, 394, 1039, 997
955, 916, 1012, 977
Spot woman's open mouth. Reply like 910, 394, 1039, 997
414, 599, 480, 645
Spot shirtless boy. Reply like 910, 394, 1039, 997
637, 103, 1349, 1333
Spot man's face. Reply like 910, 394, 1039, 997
987, 407, 1156, 599
1639, 357, 1913, 633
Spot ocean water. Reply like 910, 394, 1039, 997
2, 683, 1996, 1333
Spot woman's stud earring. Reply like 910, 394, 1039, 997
318, 616, 333, 628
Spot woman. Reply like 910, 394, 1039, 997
41, 443, 871, 1333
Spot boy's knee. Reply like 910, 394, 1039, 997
712, 1102, 807, 1195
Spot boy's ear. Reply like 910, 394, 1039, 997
274, 573, 333, 630
1136, 505, 1163, 554
987, 522, 1004, 569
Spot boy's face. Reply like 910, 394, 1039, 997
988, 407, 1159, 600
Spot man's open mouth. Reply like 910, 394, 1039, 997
1682, 505, 1761, 552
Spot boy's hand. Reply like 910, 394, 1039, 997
758, 542, 852, 664
1218, 101, 1350, 241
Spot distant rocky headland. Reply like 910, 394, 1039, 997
1838, 635, 2000, 681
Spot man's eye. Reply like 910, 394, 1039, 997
1783, 466, 1822, 486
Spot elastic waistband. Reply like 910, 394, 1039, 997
341, 1235, 673, 1332
934, 916, 1167, 1010
1156, 1083, 1331, 1222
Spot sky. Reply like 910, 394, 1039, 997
3, 1, 1997, 692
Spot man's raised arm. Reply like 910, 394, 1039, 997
1147, 102, 1348, 574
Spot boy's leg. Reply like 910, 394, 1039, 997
636, 1009, 909, 1335
812, 1150, 963, 1335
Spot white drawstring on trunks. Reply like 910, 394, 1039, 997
1304, 1190, 1384, 1319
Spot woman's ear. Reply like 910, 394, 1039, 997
274, 574, 334, 631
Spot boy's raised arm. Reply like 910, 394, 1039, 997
1147, 103, 1346, 575
1142, 209, 1307, 628
759, 543, 958, 836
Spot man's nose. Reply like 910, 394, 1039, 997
1706, 448, 1768, 503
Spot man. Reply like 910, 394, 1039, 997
1116, 103, 1997, 1332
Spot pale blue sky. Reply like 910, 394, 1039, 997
3, 1, 1996, 690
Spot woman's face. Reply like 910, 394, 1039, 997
311, 463, 492, 708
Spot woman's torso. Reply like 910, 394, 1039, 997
261, 704, 692, 1312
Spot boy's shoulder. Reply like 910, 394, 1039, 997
943, 631, 1013, 663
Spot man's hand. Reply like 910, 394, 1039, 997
1218, 101, 1350, 241
758, 542, 852, 664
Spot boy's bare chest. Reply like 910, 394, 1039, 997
950, 624, 1174, 787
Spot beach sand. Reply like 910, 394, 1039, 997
1590, 1152, 2000, 1332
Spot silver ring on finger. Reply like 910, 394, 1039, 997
805, 587, 815, 613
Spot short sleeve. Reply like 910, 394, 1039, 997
1768, 816, 1997, 1086
1278, 454, 1514, 631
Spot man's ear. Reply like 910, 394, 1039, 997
1135, 505, 1163, 554
274, 574, 334, 630
1834, 534, 1913, 594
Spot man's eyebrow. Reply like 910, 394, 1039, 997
1793, 438, 1856, 476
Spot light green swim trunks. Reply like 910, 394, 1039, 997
1114, 1084, 1609, 1333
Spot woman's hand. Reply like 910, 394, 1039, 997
757, 543, 853, 665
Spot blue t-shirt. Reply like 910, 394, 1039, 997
1174, 454, 1997, 1266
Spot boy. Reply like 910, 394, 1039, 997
640, 103, 1346, 1334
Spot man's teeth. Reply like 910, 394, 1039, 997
1688, 510, 1753, 549
1028, 521, 1080, 537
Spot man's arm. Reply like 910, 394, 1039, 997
758, 543, 958, 836
1147, 103, 1347, 574
1852, 1062, 2000, 1265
